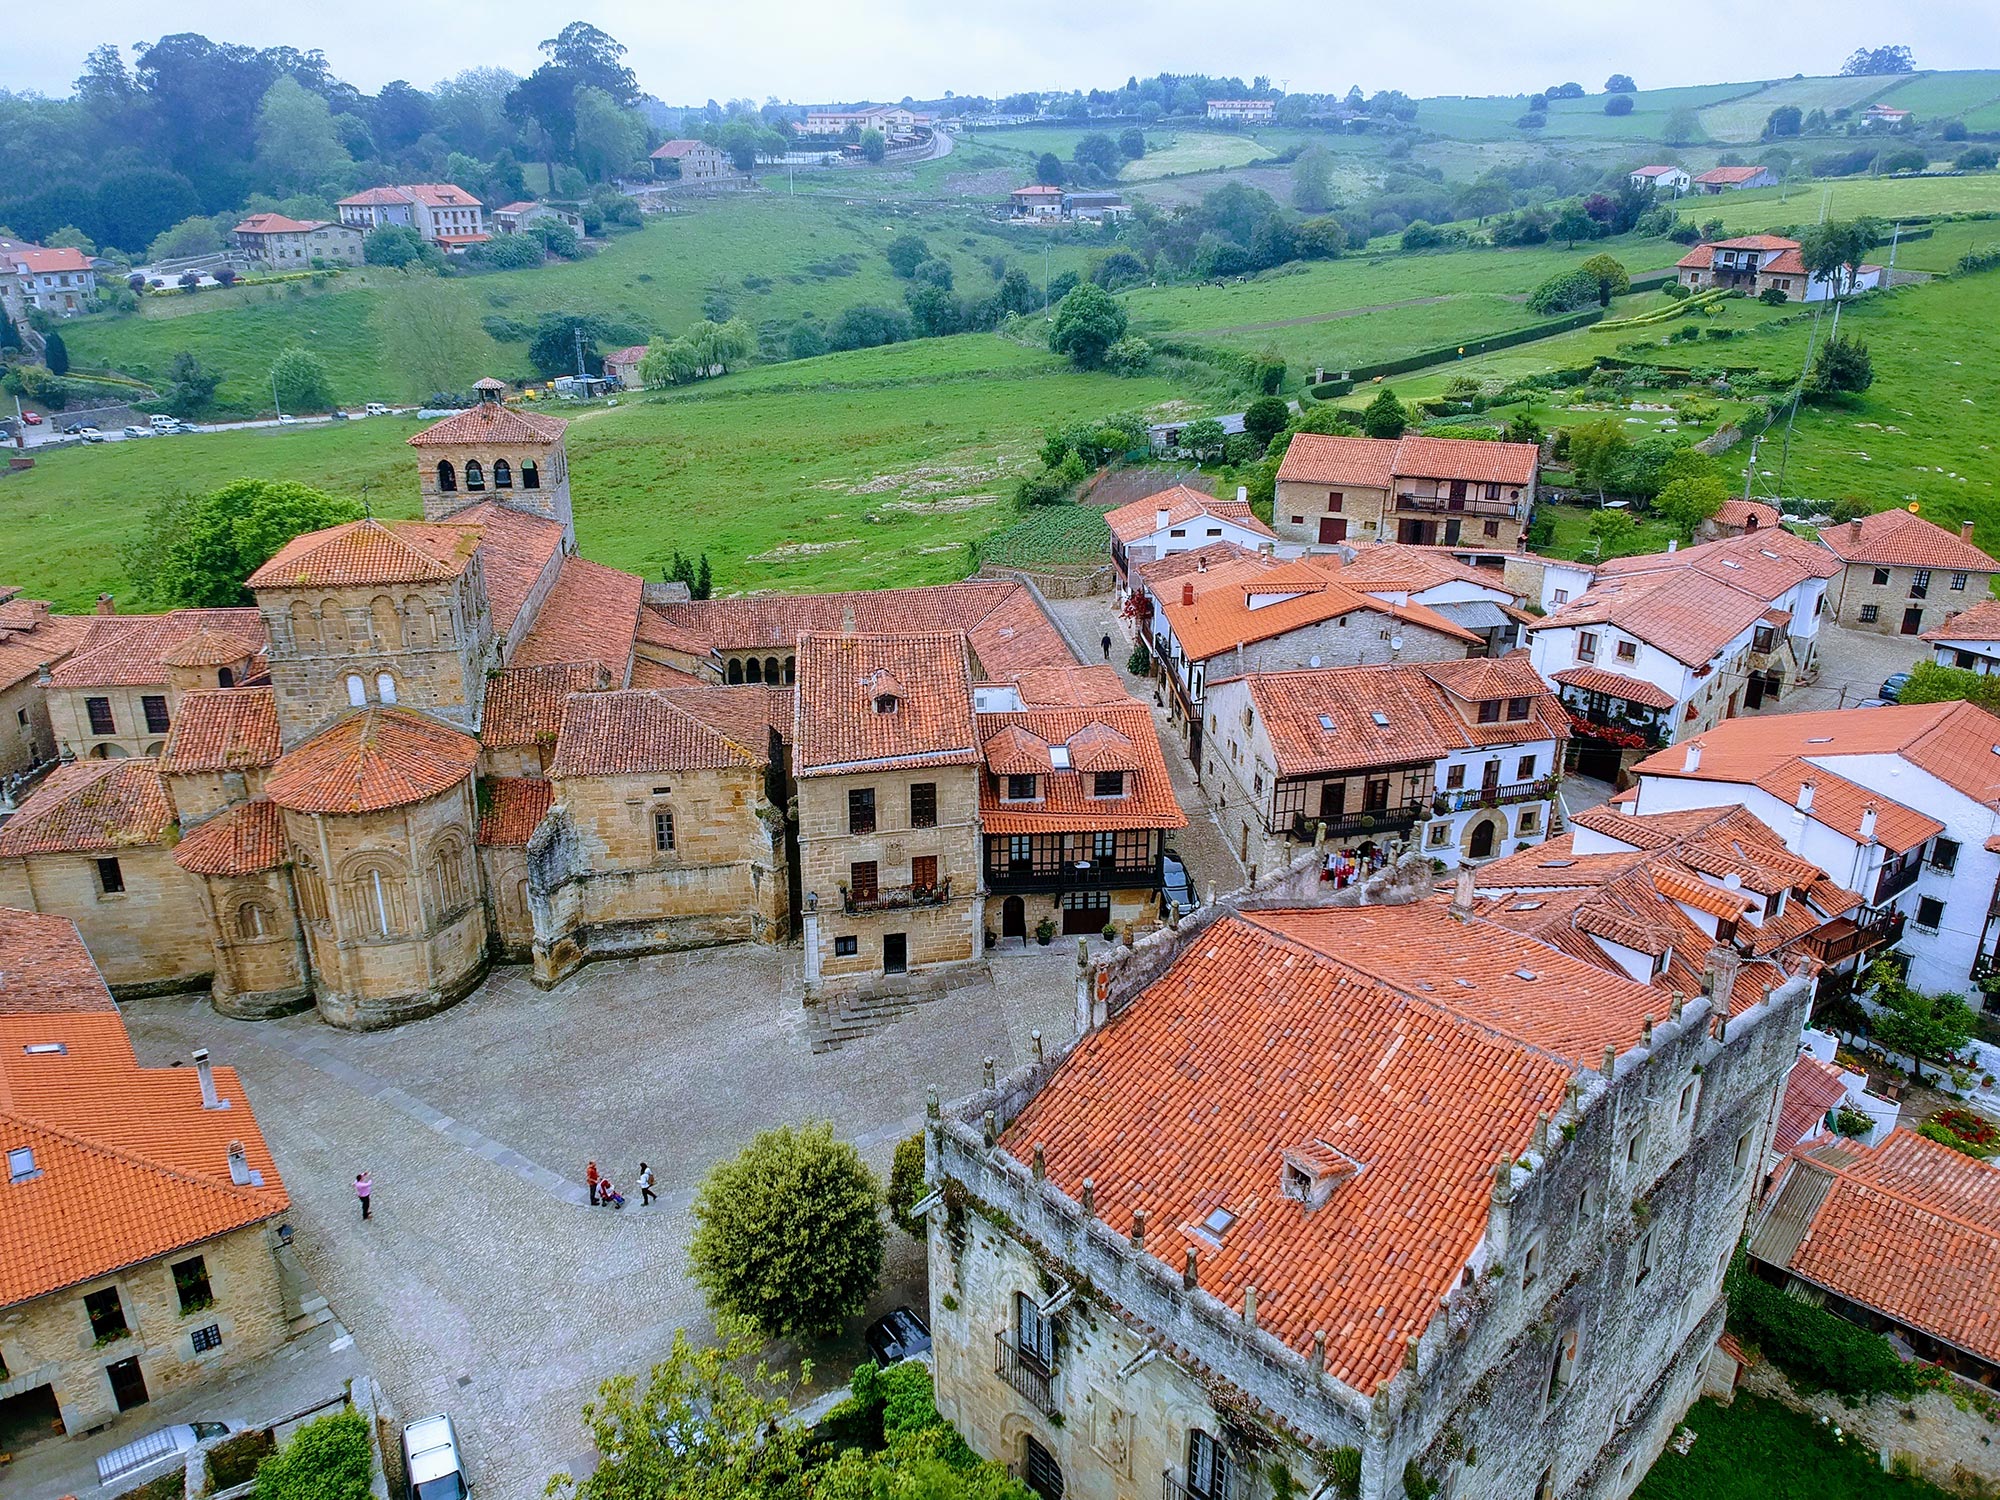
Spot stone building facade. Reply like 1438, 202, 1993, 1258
928, 893, 1812, 1500
1816, 513, 2000, 638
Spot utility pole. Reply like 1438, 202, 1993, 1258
1740, 432, 1763, 505
1043, 242, 1052, 314
271, 369, 283, 422
573, 325, 587, 380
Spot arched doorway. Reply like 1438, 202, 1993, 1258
1001, 896, 1026, 941
1468, 817, 1498, 859
1021, 1436, 1064, 1500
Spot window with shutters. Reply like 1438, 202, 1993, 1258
849, 861, 878, 901
909, 782, 937, 828
1013, 1290, 1054, 1372
86, 697, 115, 735
911, 855, 938, 889
848, 787, 876, 834
1185, 1431, 1229, 1500
142, 696, 170, 734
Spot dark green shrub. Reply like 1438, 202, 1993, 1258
1726, 1259, 1912, 1398
253, 1408, 373, 1500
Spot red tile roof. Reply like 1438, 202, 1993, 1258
476, 777, 554, 846
1818, 510, 1998, 572
233, 213, 336, 235
1001, 906, 1663, 1390
1103, 484, 1275, 545
48, 609, 266, 689
339, 182, 480, 210
1774, 1055, 1850, 1156
651, 139, 721, 159
794, 632, 978, 776
407, 400, 567, 448
8, 246, 93, 274
266, 709, 479, 814
1277, 433, 1537, 489
0, 760, 176, 856
481, 663, 613, 749
511, 558, 646, 677
976, 704, 1187, 833
1549, 664, 1677, 710
656, 685, 794, 751
1713, 500, 1782, 531
1923, 598, 2000, 644
173, 799, 288, 876
0, 602, 92, 692
160, 688, 282, 774
1276, 433, 1400, 489
246, 519, 479, 589
0, 911, 287, 1306
446, 502, 566, 636
1758, 1131, 2000, 1365
1695, 166, 1770, 185
550, 690, 761, 777
1158, 554, 1479, 661
1333, 544, 1520, 597
1004, 665, 1131, 707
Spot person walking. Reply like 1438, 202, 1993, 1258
1101, 632, 1113, 661
586, 1160, 601, 1207
637, 1163, 656, 1207
355, 1171, 372, 1221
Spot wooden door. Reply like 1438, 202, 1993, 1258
1318, 516, 1347, 543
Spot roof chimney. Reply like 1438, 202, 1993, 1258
1236, 485, 1248, 504
95, 594, 115, 616
1683, 741, 1702, 772
1859, 804, 1877, 843
1848, 518, 1863, 543
1182, 581, 1195, 607
840, 602, 856, 636
1795, 781, 1814, 813
1963, 520, 1977, 543
193, 1047, 225, 1110
1156, 507, 1171, 531
1666, 538, 1678, 553
1450, 862, 1477, 917
1196, 554, 1208, 573
227, 1140, 252, 1185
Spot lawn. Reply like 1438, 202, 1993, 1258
1874, 69, 2000, 120
1696, 171, 2000, 237
0, 335, 1198, 609
57, 197, 1110, 414
1697, 76, 1903, 143
963, 123, 1279, 181
1632, 1395, 1950, 1500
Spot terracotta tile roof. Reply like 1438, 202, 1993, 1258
482, 663, 613, 749
0, 603, 91, 692
1530, 569, 1770, 668
1773, 1055, 1851, 1156
160, 625, 258, 669
1549, 664, 1677, 710
511, 558, 646, 677
1713, 500, 1782, 531
982, 723, 1053, 774
977, 705, 1185, 834
48, 609, 266, 689
629, 657, 709, 690
340, 182, 480, 210
1103, 485, 1275, 545
1710, 234, 1801, 252
0, 908, 120, 1015
1334, 544, 1519, 597
1695, 166, 1769, 185
1676, 244, 1715, 271
999, 906, 1663, 1390
266, 709, 479, 814
1276, 433, 1400, 489
656, 685, 794, 750
8, 246, 93, 274
1818, 510, 1999, 571
550, 690, 760, 778
1243, 663, 1563, 779
0, 760, 175, 856
651, 139, 720, 159
1393, 435, 1539, 486
1596, 527, 1840, 591
1159, 554, 1479, 662
446, 502, 566, 636
476, 777, 554, 846
1757, 1131, 2000, 1365
234, 213, 334, 235
407, 400, 568, 448
1004, 665, 1130, 707
246, 519, 479, 589
160, 688, 282, 774
173, 800, 287, 876
1923, 599, 2000, 644
794, 632, 978, 776
1650, 865, 1753, 920
1134, 542, 1256, 587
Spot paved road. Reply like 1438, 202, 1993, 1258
1776, 621, 1930, 715
117, 944, 1076, 1499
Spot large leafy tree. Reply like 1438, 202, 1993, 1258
254, 76, 348, 193
1361, 386, 1408, 439
126, 479, 361, 608
573, 87, 645, 182
1654, 474, 1729, 537
270, 346, 334, 413
94, 168, 202, 253
1568, 419, 1631, 501
1291, 145, 1334, 213
1841, 44, 1915, 75
1047, 283, 1129, 369
688, 1122, 884, 1341
1805, 333, 1874, 398
541, 22, 639, 104
1799, 220, 1874, 298
1577, 252, 1630, 306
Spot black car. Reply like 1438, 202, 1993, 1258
1880, 671, 1913, 703
864, 1307, 932, 1365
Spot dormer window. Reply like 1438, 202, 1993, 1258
1005, 774, 1039, 802
1093, 771, 1125, 797
1478, 699, 1501, 724
1507, 696, 1531, 721
874, 693, 898, 714
1279, 1142, 1361, 1210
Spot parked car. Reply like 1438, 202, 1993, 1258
149, 414, 179, 431
61, 422, 88, 434
1161, 850, 1194, 914
121, 425, 150, 438
97, 1421, 232, 1486
21, 412, 41, 426
80, 428, 105, 442
1879, 672, 1913, 703
331, 409, 350, 420
365, 403, 391, 416
277, 414, 297, 425
864, 1306, 932, 1365
401, 1413, 470, 1500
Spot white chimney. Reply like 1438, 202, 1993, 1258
193, 1047, 226, 1110
1684, 741, 1703, 772
1860, 804, 1878, 843
1667, 539, 1678, 553
1236, 485, 1248, 503
1156, 508, 1171, 531
1796, 781, 1814, 814
227, 1140, 251, 1185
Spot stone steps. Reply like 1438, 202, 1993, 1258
808, 987, 950, 1052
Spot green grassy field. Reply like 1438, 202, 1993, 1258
1633, 1395, 1949, 1500
964, 124, 1278, 181
1694, 171, 2000, 235
0, 335, 1189, 609
1697, 75, 1900, 142
1875, 69, 2000, 118
56, 197, 1110, 413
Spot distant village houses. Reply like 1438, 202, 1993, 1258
649, 140, 735, 181
491, 201, 585, 236
335, 184, 488, 249
1628, 164, 1691, 195
1273, 431, 1542, 550
1692, 165, 1777, 194
2, 242, 97, 316
1814, 511, 2000, 637
231, 214, 365, 268
802, 105, 933, 142
1205, 98, 1275, 123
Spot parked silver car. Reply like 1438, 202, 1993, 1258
96, 1421, 231, 1486
401, 1413, 470, 1499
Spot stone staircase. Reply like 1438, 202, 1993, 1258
808, 981, 955, 1053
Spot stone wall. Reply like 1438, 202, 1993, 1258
0, 1221, 289, 1438
1271, 480, 1391, 548
193, 868, 312, 1019
1827, 562, 1992, 637
1739, 1360, 2000, 1495
0, 672, 58, 780
47, 682, 176, 760
0, 846, 216, 995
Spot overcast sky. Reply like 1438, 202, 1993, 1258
4, 1, 1996, 102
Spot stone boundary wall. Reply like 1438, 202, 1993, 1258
1740, 1359, 2000, 1495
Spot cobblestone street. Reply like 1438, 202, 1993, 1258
118, 945, 1077, 1499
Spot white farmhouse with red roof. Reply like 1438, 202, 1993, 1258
1102, 484, 1282, 593
336, 183, 487, 248
1627, 164, 1691, 195
1676, 233, 1882, 302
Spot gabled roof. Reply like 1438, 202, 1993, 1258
48, 609, 265, 690
1276, 433, 1400, 489
999, 904, 1662, 1392
476, 777, 554, 846
173, 800, 287, 877
246, 519, 480, 589
438, 502, 565, 637
511, 558, 646, 678
0, 602, 92, 693
976, 704, 1186, 834
550, 690, 761, 777
1528, 568, 1773, 668
1549, 664, 1677, 710
1158, 554, 1480, 662
0, 760, 176, 857
651, 139, 720, 159
160, 687, 282, 774
233, 213, 338, 235
1774, 1055, 1851, 1157
482, 663, 613, 749
339, 182, 480, 209
1818, 510, 1999, 571
1276, 432, 1538, 489
1594, 527, 1839, 592
794, 632, 978, 776
1713, 499, 1782, 531
1925, 598, 2000, 645
1751, 1131, 2000, 1365
1630, 165, 1684, 177
1102, 484, 1276, 545
8, 246, 93, 274
266, 709, 480, 814
1333, 544, 1520, 598
407, 400, 568, 448
1694, 165, 1769, 184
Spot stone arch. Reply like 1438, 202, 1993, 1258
89, 742, 130, 759
784, 655, 796, 684
345, 673, 367, 708
520, 460, 540, 490
370, 595, 402, 650
142, 741, 165, 757
436, 460, 457, 493
764, 656, 780, 684
428, 831, 472, 914
294, 855, 327, 924
493, 458, 512, 489
339, 854, 409, 940
234, 900, 272, 940
726, 659, 744, 685
465, 460, 486, 491
745, 656, 763, 683
289, 598, 320, 649
217, 666, 234, 688
402, 595, 432, 646
1463, 812, 1505, 861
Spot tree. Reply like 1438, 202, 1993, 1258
1841, 45, 1916, 76
94, 168, 202, 254
1604, 95, 1634, 117
905, 284, 960, 337
44, 225, 96, 253
255, 76, 348, 193
43, 331, 68, 376
1118, 127, 1146, 159
1957, 146, 1999, 171
146, 215, 223, 263
270, 346, 334, 413
1578, 252, 1630, 306
1047, 283, 1128, 369
541, 22, 639, 102
858, 129, 887, 163
573, 87, 645, 182
1034, 152, 1064, 186
1654, 474, 1730, 537
1864, 960, 1973, 1072
995, 267, 1039, 317
1897, 660, 2000, 714
164, 352, 221, 418
1586, 507, 1640, 558
126, 479, 362, 608
1569, 419, 1631, 501
1361, 386, 1407, 439
377, 269, 484, 399
1800, 219, 1873, 297
252, 1407, 373, 1500
1180, 418, 1227, 463
1605, 74, 1637, 93
364, 224, 435, 270
888, 1133, 927, 1236
1806, 333, 1873, 397
688, 1122, 884, 1341
1764, 104, 1803, 139
828, 304, 912, 350
1242, 396, 1290, 449
1663, 106, 1700, 146
1072, 132, 1121, 180
1527, 267, 1600, 314
1551, 204, 1595, 248
529, 312, 613, 378
1291, 145, 1334, 213
884, 234, 931, 278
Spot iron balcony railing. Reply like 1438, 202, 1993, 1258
1874, 861, 1920, 905
994, 1333, 1057, 1416
985, 860, 1161, 894
1395, 492, 1520, 518
1436, 779, 1557, 814
842, 881, 951, 914
1284, 800, 1427, 841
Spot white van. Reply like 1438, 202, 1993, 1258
148, 414, 178, 431
364, 403, 391, 417
401, 1413, 470, 1499
96, 1421, 230, 1487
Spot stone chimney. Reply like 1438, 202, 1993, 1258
25, 600, 47, 626
227, 1140, 251, 1185
1703, 943, 1741, 1005
95, 594, 115, 615
1449, 863, 1477, 917
1796, 781, 1814, 813
193, 1047, 225, 1110
1963, 520, 1977, 543
1684, 741, 1702, 772
1848, 518, 1864, 544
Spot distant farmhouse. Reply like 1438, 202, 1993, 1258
336, 184, 488, 250
231, 214, 364, 268
1, 241, 97, 317
1008, 186, 1130, 223
803, 105, 934, 143
1206, 98, 1275, 124
1628, 164, 1691, 195
491, 201, 585, 236
1676, 234, 1882, 302
649, 140, 735, 181
1692, 165, 1777, 194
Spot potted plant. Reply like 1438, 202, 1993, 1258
1035, 917, 1056, 947
1101, 923, 1118, 943
984, 927, 997, 949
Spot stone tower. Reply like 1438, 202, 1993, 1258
407, 378, 574, 548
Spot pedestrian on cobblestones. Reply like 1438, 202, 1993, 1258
1101, 632, 1112, 661
355, 1171, 372, 1221
586, 1160, 601, 1207
637, 1163, 656, 1207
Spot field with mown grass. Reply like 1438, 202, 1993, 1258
0, 335, 1193, 610
55, 197, 1110, 414
1632, 1395, 1951, 1500
1873, 69, 2000, 119
1695, 75, 1903, 142
1692, 172, 2000, 237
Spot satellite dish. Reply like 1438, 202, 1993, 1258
1309, 655, 1321, 668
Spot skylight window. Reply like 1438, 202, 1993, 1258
1805, 737, 1832, 744
1721, 560, 1742, 569
7, 1146, 36, 1183
1371, 711, 1390, 727
1203, 1207, 1236, 1236
1318, 714, 1335, 731
22, 1042, 65, 1055
1049, 746, 1072, 770
1514, 969, 1539, 982
1509, 901, 1545, 912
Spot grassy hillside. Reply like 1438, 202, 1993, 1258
1696, 75, 1900, 142
1692, 173, 2000, 235
0, 336, 1197, 609
1873, 69, 2000, 117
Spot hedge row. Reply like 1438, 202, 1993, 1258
1306, 307, 1608, 398
1726, 1259, 1912, 1399
1594, 287, 1733, 332
144, 269, 338, 297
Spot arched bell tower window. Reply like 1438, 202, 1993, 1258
465, 460, 485, 491
493, 459, 512, 489
436, 460, 457, 493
